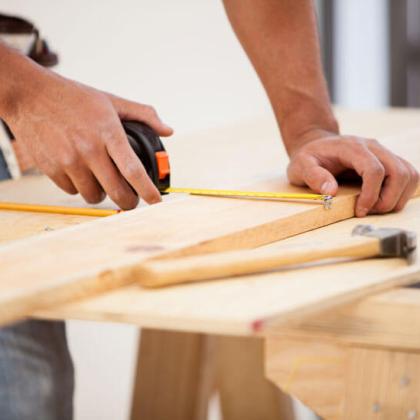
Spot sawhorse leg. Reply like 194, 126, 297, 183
215, 335, 295, 420
130, 329, 213, 420
131, 329, 295, 420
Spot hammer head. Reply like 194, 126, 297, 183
352, 224, 417, 264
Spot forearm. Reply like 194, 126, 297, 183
0, 41, 172, 209
0, 42, 45, 123
222, 0, 338, 154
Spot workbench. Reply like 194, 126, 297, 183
1, 108, 420, 420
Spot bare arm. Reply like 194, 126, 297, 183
0, 43, 172, 209
223, 0, 337, 151
223, 0, 418, 216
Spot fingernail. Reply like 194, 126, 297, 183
321, 181, 335, 195
357, 207, 368, 217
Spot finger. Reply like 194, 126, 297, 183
394, 160, 419, 212
371, 156, 409, 213
400, 158, 420, 198
367, 142, 410, 213
46, 170, 78, 195
85, 146, 140, 210
290, 154, 338, 195
32, 152, 78, 195
106, 126, 162, 205
64, 159, 105, 204
340, 147, 385, 217
110, 96, 173, 137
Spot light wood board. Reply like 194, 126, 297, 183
35, 197, 420, 335
1, 108, 420, 333
0, 175, 357, 326
0, 176, 115, 243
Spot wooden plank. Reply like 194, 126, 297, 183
0, 174, 360, 326
0, 210, 92, 244
0, 175, 115, 243
36, 197, 420, 335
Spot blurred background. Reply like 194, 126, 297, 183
317, 0, 420, 108
1, 1, 418, 419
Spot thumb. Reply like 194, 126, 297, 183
305, 165, 338, 195
289, 156, 338, 195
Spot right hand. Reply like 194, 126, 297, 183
6, 70, 172, 210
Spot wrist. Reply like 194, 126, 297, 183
286, 126, 339, 157
274, 92, 339, 156
280, 111, 339, 157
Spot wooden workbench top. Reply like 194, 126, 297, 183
1, 108, 420, 335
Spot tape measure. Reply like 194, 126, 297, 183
124, 121, 332, 209
123, 121, 171, 193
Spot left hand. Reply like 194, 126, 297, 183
287, 132, 419, 217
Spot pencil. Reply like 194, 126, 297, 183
0, 202, 120, 217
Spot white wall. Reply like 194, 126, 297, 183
333, 0, 389, 108
3, 0, 272, 134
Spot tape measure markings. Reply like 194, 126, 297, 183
163, 187, 332, 208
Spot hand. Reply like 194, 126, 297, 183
287, 132, 419, 217
7, 71, 172, 210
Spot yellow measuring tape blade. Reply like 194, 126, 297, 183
163, 187, 332, 208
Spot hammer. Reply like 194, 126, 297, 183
137, 225, 417, 288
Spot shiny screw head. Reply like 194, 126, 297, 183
323, 195, 333, 209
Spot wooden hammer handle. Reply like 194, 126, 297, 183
137, 236, 380, 288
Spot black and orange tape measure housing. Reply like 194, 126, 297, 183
122, 121, 171, 194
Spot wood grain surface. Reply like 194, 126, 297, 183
0, 175, 358, 326
1, 109, 420, 333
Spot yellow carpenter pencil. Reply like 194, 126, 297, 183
0, 202, 120, 217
